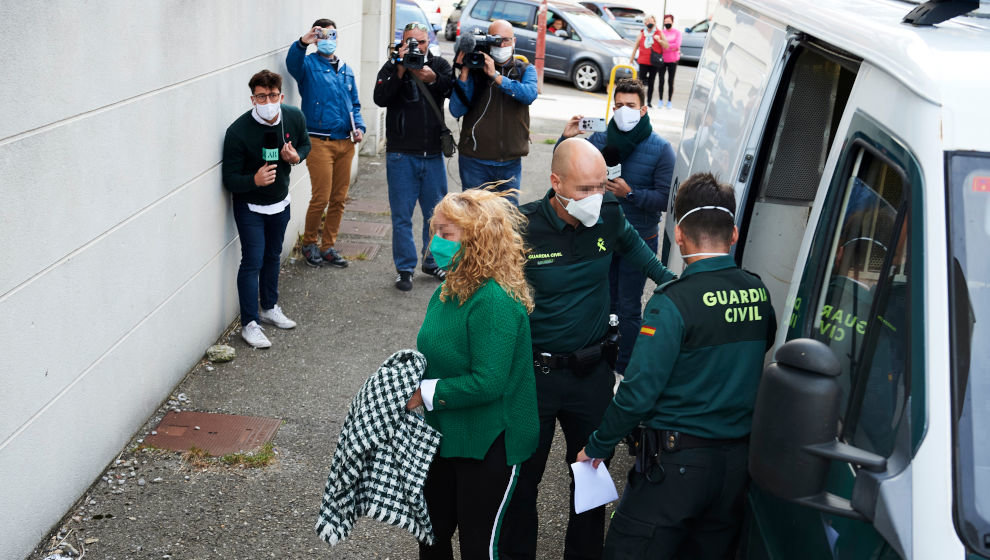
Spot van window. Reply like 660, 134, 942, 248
753, 47, 856, 204
947, 152, 990, 553
808, 146, 910, 450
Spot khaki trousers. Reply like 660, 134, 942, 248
304, 137, 355, 250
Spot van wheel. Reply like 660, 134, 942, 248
572, 61, 602, 92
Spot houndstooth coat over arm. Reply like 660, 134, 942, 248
315, 349, 442, 546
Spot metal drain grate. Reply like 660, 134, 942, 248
345, 199, 390, 214
333, 241, 381, 260
337, 221, 390, 237
144, 411, 281, 456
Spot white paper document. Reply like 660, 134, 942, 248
570, 461, 619, 514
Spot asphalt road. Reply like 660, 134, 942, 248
28, 42, 697, 560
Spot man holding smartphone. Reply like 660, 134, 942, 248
286, 19, 366, 268
561, 78, 675, 377
222, 70, 311, 349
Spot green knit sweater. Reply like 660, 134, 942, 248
417, 279, 539, 466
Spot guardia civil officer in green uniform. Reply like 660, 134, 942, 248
577, 172, 777, 560
499, 138, 676, 560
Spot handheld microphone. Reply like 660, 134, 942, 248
263, 131, 280, 167
602, 146, 622, 180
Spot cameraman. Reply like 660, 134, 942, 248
450, 19, 537, 205
373, 23, 454, 291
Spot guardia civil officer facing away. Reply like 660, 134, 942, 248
577, 172, 777, 559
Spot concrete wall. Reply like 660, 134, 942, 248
0, 2, 388, 558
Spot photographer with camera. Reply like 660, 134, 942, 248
450, 20, 537, 205
373, 22, 454, 292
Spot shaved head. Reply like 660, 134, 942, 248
552, 138, 606, 181
489, 19, 514, 38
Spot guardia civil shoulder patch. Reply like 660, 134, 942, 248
640, 326, 656, 336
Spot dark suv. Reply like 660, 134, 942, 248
459, 0, 634, 91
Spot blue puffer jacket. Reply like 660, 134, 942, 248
286, 41, 366, 139
577, 131, 675, 238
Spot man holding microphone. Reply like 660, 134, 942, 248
222, 69, 310, 349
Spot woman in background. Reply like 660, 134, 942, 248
657, 14, 683, 108
630, 15, 663, 107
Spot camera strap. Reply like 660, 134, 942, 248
410, 74, 451, 135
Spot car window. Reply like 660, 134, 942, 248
397, 3, 432, 31
491, 1, 535, 29
691, 20, 709, 33
809, 146, 910, 450
470, 0, 495, 20
608, 7, 643, 18
560, 9, 623, 40
580, 2, 601, 15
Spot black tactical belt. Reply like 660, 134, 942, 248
533, 340, 604, 374
659, 430, 749, 452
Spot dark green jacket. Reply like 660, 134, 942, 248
221, 105, 311, 205
585, 256, 777, 458
417, 280, 539, 466
521, 189, 675, 354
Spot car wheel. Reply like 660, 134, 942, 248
445, 23, 455, 41
572, 61, 602, 92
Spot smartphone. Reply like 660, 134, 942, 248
578, 117, 607, 133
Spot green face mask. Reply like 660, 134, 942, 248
430, 234, 462, 270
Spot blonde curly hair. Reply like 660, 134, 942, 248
430, 189, 534, 313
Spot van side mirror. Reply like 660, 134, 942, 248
749, 338, 887, 520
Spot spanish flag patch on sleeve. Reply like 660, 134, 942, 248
640, 326, 656, 337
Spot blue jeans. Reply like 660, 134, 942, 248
386, 152, 448, 272
609, 233, 659, 373
458, 154, 521, 205
232, 201, 290, 326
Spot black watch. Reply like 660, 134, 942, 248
626, 190, 636, 202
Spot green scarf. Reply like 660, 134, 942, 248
606, 112, 652, 161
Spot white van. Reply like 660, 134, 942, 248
662, 0, 990, 557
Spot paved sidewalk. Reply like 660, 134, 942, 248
29, 66, 694, 559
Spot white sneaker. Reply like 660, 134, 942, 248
259, 304, 297, 329
241, 321, 272, 348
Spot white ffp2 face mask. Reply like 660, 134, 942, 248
491, 46, 513, 63
557, 192, 603, 227
613, 106, 641, 132
256, 102, 280, 121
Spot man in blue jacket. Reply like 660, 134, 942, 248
450, 19, 537, 204
286, 19, 366, 268
561, 78, 675, 375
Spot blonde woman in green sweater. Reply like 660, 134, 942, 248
405, 188, 539, 560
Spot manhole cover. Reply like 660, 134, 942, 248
338, 221, 390, 237
345, 199, 390, 214
144, 411, 281, 456
333, 241, 381, 260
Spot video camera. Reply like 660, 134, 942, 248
455, 31, 505, 69
390, 37, 426, 70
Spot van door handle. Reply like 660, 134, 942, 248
738, 153, 755, 183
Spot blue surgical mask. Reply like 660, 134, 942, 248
430, 234, 462, 270
317, 39, 336, 56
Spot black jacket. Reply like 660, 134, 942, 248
373, 53, 453, 155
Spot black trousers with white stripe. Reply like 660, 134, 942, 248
419, 432, 519, 560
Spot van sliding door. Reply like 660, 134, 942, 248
736, 42, 859, 335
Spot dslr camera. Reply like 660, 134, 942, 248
391, 37, 426, 70
459, 32, 504, 69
